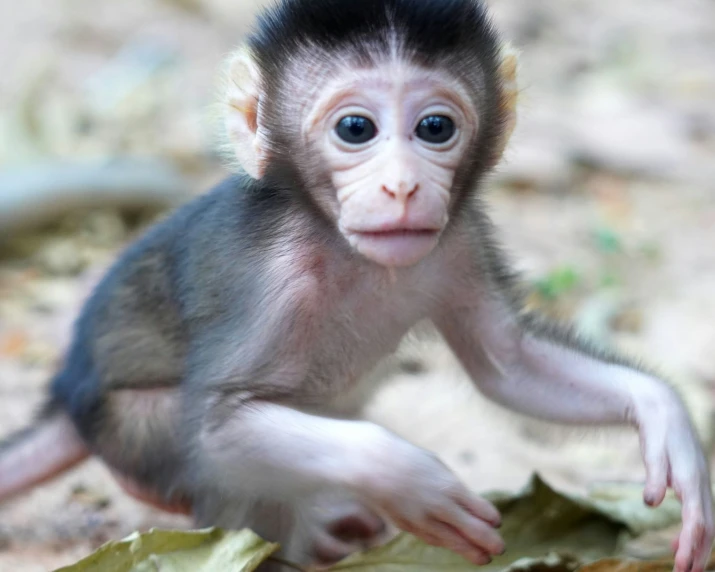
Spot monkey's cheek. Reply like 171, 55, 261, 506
351, 232, 440, 268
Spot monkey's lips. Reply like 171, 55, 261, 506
348, 228, 441, 267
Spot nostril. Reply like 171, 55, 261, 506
381, 183, 419, 201
381, 185, 396, 199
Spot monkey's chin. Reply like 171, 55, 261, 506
351, 230, 440, 268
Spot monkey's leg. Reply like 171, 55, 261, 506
191, 400, 505, 567
82, 388, 192, 510
437, 297, 714, 572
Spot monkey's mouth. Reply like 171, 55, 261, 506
355, 229, 440, 239
348, 228, 441, 267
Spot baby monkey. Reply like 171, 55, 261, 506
0, 0, 712, 570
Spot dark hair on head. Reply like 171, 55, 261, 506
246, 0, 510, 204
249, 0, 502, 74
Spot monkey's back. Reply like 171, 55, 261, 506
48, 175, 267, 486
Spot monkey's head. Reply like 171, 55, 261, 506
223, 0, 518, 268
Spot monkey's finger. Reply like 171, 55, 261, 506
674, 517, 695, 572
433, 506, 505, 556
688, 513, 714, 572
457, 493, 502, 528
673, 530, 696, 572
424, 519, 493, 566
390, 514, 489, 564
693, 541, 714, 572
641, 436, 669, 507
673, 506, 709, 572
390, 515, 444, 548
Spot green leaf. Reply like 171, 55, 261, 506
593, 228, 623, 254
54, 475, 684, 572
53, 528, 278, 572
598, 271, 621, 289
327, 475, 681, 571
480, 475, 681, 569
583, 481, 682, 536
482, 476, 624, 569
329, 533, 482, 570
534, 267, 581, 300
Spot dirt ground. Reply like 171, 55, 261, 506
0, 0, 714, 570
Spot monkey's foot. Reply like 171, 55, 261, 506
308, 502, 389, 566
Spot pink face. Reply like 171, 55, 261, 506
303, 62, 479, 268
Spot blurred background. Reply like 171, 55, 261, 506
0, 0, 713, 569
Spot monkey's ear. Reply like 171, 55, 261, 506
493, 43, 520, 164
224, 47, 268, 179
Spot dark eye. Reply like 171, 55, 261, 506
415, 115, 456, 144
335, 116, 377, 145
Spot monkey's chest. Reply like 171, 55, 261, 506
282, 289, 430, 403
245, 255, 445, 404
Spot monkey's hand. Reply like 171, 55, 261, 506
355, 431, 505, 566
638, 400, 714, 572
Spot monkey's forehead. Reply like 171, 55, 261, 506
249, 0, 502, 73
297, 62, 478, 129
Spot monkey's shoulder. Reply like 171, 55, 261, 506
50, 175, 280, 409
83, 174, 273, 303
67, 173, 302, 351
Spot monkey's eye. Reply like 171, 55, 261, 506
415, 115, 456, 145
335, 116, 377, 145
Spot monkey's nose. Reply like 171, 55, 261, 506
381, 182, 420, 202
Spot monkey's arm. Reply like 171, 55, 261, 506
191, 398, 504, 565
436, 292, 714, 572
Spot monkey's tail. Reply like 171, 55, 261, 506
0, 402, 90, 502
